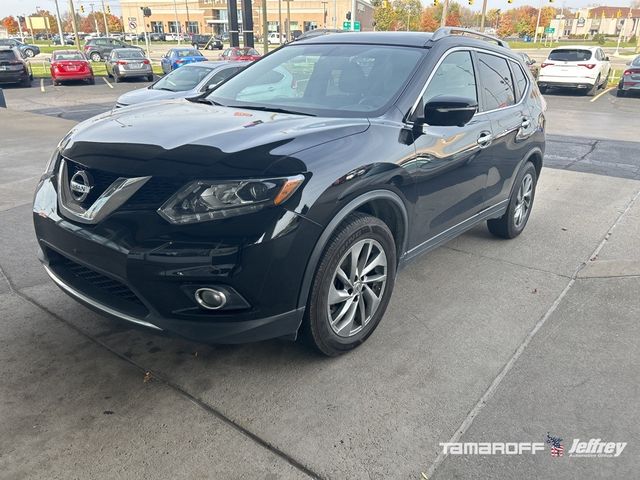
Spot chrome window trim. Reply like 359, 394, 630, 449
407, 46, 530, 123
43, 264, 162, 331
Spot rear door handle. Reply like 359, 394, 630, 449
477, 132, 493, 148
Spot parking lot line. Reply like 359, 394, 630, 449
590, 86, 614, 102
40, 79, 44, 93
102, 77, 113, 89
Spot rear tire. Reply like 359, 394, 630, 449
20, 76, 31, 87
113, 74, 119, 83
586, 77, 599, 96
616, 89, 625, 98
87, 77, 95, 85
487, 162, 538, 239
90, 52, 102, 62
300, 212, 397, 356
538, 85, 547, 94
147, 74, 154, 82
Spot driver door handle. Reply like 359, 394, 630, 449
477, 132, 493, 148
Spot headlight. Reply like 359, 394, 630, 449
158, 175, 305, 225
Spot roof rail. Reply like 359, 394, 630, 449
430, 27, 509, 48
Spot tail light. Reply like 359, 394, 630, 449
143, 59, 150, 64
175, 60, 184, 64
116, 60, 128, 65
623, 70, 633, 76
577, 64, 596, 69
540, 62, 553, 68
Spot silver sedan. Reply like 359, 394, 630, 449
105, 48, 153, 83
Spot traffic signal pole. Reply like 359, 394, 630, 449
479, 0, 488, 31
53, 0, 65, 45
440, 0, 449, 27
67, 0, 82, 50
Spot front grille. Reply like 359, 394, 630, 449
63, 158, 182, 211
48, 249, 149, 318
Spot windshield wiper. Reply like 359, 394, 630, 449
187, 96, 224, 105
155, 87, 176, 92
225, 105, 316, 117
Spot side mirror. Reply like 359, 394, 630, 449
605, 56, 610, 61
528, 59, 536, 65
206, 82, 219, 90
423, 96, 478, 128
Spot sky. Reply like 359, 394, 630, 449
0, 0, 631, 19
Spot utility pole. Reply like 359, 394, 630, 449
185, 0, 191, 36
440, 0, 449, 27
17, 16, 24, 42
533, 0, 544, 43
285, 0, 291, 41
89, 4, 100, 35
172, 0, 181, 44
100, 0, 110, 37
321, 1, 328, 28
262, 0, 268, 52
53, 0, 65, 44
67, 0, 81, 49
351, 0, 356, 30
479, 0, 488, 31
278, 0, 282, 43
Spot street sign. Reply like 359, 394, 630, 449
342, 21, 361, 31
544, 27, 555, 34
128, 17, 136, 22
129, 20, 137, 30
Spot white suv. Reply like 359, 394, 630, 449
537, 46, 611, 96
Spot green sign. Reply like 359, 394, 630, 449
544, 27, 555, 34
342, 21, 361, 31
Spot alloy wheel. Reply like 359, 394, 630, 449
514, 173, 533, 229
327, 239, 387, 337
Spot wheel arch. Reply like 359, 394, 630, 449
296, 189, 409, 310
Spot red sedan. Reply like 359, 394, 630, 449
219, 47, 262, 62
50, 50, 95, 85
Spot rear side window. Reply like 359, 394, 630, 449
422, 51, 477, 105
548, 49, 592, 62
477, 52, 515, 111
510, 61, 528, 102
0, 50, 18, 61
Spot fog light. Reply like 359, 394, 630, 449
195, 288, 227, 310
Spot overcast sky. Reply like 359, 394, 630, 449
0, 0, 624, 19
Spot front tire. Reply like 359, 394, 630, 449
90, 52, 102, 62
24, 49, 35, 58
301, 212, 397, 356
487, 162, 538, 239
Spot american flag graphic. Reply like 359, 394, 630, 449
546, 433, 564, 457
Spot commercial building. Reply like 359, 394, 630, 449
119, 0, 374, 37
549, 6, 640, 40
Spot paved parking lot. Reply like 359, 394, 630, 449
0, 80, 639, 479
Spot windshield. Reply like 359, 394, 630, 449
548, 49, 592, 62
209, 43, 423, 117
115, 49, 145, 59
54, 51, 85, 61
152, 65, 212, 92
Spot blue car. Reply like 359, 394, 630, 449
160, 48, 207, 74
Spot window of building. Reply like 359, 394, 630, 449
151, 21, 164, 34
187, 21, 199, 34
168, 21, 180, 34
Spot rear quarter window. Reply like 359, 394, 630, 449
548, 49, 592, 62
477, 52, 515, 111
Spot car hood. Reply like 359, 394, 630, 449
61, 100, 370, 178
117, 87, 191, 106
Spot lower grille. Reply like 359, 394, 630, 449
48, 249, 148, 318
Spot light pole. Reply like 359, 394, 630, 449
172, 0, 181, 44
534, 0, 543, 43
351, 0, 356, 30
90, 4, 100, 34
440, 0, 449, 27
67, 0, 81, 50
53, 0, 65, 44
100, 0, 110, 37
614, 5, 633, 55
479, 0, 488, 31
321, 1, 328, 28
278, 0, 282, 43
262, 0, 268, 52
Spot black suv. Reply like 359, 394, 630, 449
83, 37, 140, 62
0, 47, 32, 86
33, 29, 545, 355
190, 34, 223, 50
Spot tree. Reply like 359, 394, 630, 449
394, 0, 423, 31
2, 16, 19, 34
107, 14, 123, 33
373, 0, 397, 31
420, 7, 439, 32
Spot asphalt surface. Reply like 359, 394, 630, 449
0, 78, 639, 479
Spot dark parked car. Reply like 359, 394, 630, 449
0, 38, 40, 58
0, 47, 32, 86
139, 32, 166, 42
190, 34, 223, 50
33, 29, 545, 355
617, 54, 640, 97
105, 48, 154, 82
83, 37, 140, 62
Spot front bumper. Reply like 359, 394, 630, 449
33, 174, 320, 343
